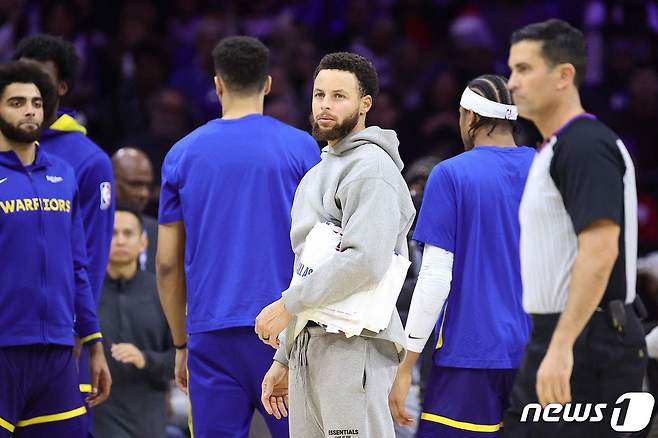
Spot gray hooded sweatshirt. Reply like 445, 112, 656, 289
275, 126, 416, 365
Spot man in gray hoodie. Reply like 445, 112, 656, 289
255, 52, 415, 437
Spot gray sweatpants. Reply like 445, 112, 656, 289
288, 326, 399, 438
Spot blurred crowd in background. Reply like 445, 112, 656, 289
1, 0, 657, 225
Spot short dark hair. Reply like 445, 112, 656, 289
314, 52, 379, 99
13, 34, 80, 96
511, 19, 587, 87
211, 36, 269, 95
0, 61, 57, 123
466, 74, 516, 138
115, 203, 144, 231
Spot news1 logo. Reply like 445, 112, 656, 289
521, 392, 655, 432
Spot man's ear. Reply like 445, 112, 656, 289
263, 75, 272, 96
214, 76, 224, 100
57, 80, 68, 98
556, 63, 577, 91
360, 95, 373, 115
467, 110, 479, 131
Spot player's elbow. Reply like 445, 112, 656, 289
156, 221, 185, 283
354, 251, 390, 287
156, 250, 181, 281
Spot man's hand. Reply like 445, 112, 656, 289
255, 299, 291, 348
261, 361, 289, 420
389, 367, 415, 426
174, 348, 188, 394
536, 344, 573, 406
86, 343, 112, 407
111, 343, 146, 369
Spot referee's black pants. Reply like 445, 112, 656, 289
504, 308, 647, 438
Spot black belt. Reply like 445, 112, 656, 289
531, 300, 635, 334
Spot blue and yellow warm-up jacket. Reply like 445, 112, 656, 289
0, 147, 101, 347
40, 109, 114, 306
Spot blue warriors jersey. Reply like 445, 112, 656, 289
0, 147, 101, 347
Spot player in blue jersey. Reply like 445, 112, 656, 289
0, 61, 111, 438
13, 34, 115, 413
388, 75, 534, 437
14, 34, 114, 307
156, 36, 320, 438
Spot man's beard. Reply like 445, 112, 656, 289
310, 109, 360, 142
0, 116, 43, 143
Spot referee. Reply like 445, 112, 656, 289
504, 19, 647, 437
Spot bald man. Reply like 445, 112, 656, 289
111, 148, 158, 273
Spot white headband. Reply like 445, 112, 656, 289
460, 87, 518, 120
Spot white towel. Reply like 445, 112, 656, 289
287, 222, 410, 338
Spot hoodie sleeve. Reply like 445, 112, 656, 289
282, 177, 403, 314
71, 186, 103, 344
77, 151, 115, 306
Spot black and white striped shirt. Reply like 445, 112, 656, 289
519, 115, 637, 314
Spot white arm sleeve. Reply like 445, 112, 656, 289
404, 244, 454, 353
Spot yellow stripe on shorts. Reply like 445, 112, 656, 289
16, 406, 87, 427
421, 412, 503, 432
187, 366, 194, 438
0, 416, 14, 433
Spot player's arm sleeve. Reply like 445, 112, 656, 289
71, 187, 103, 345
282, 177, 404, 314
404, 244, 453, 352
78, 152, 115, 306
550, 136, 625, 233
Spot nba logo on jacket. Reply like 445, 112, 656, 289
100, 182, 112, 210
